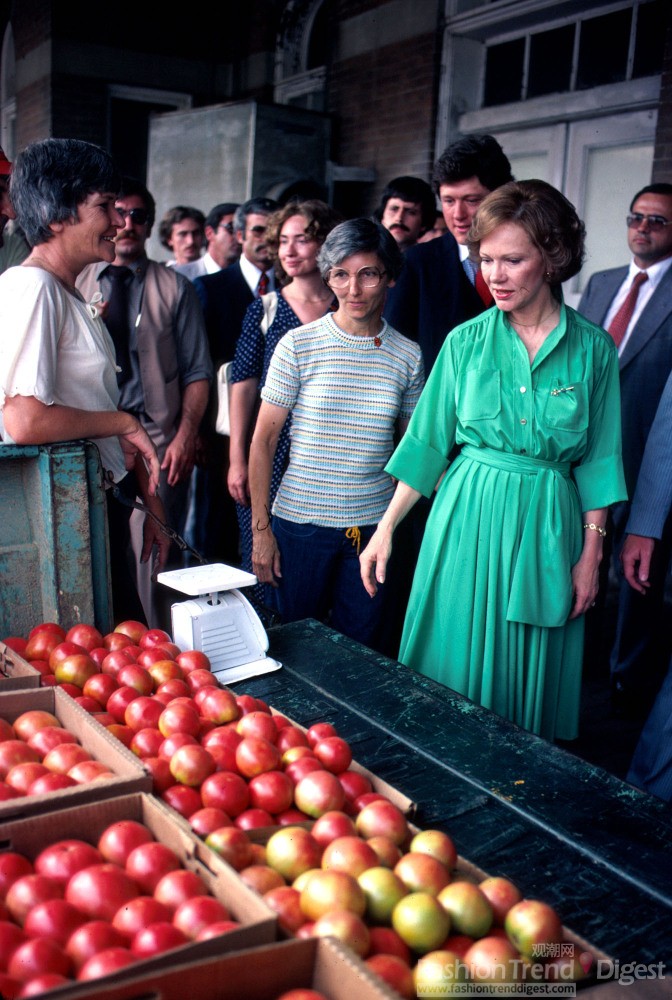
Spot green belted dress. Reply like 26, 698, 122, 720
387, 303, 627, 740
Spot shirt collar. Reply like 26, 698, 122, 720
628, 254, 672, 288
239, 253, 272, 293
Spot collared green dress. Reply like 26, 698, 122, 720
387, 303, 627, 740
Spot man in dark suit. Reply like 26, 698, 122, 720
621, 369, 672, 800
384, 134, 513, 375
191, 196, 278, 563
578, 182, 672, 713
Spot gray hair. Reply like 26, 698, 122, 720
318, 219, 404, 282
234, 196, 279, 235
10, 138, 121, 246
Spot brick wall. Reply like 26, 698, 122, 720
328, 29, 440, 214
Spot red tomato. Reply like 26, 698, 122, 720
23, 899, 85, 947
176, 649, 211, 673
8, 938, 71, 982
200, 770, 249, 817
113, 620, 148, 644
160, 784, 203, 819
131, 921, 188, 958
65, 920, 127, 970
248, 769, 294, 815
0, 854, 34, 901
76, 946, 135, 981
97, 820, 154, 867
125, 843, 181, 894
35, 840, 103, 886
5, 874, 63, 925
173, 895, 229, 939
65, 864, 139, 921
138, 629, 172, 649
111, 895, 172, 940
153, 868, 207, 911
65, 624, 104, 652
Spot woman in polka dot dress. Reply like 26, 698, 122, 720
228, 201, 341, 600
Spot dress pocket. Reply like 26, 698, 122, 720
542, 380, 589, 432
456, 369, 501, 421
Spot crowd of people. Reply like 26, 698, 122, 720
1, 135, 671, 801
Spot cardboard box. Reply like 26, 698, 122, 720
43, 936, 400, 1000
0, 686, 152, 819
0, 639, 41, 691
0, 792, 278, 994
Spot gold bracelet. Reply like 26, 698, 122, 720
583, 522, 607, 538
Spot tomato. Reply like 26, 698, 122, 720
113, 620, 148, 644
35, 840, 103, 886
131, 921, 188, 958
0, 742, 40, 780
65, 864, 139, 921
204, 827, 254, 871
76, 946, 135, 981
97, 821, 154, 867
7, 938, 72, 982
23, 632, 62, 664
138, 629, 172, 649
160, 784, 203, 819
153, 868, 207, 911
200, 770, 249, 817
5, 875, 62, 925
23, 899, 85, 947
248, 770, 294, 815
0, 854, 34, 901
111, 896, 172, 940
125, 843, 181, 894
65, 920, 127, 970
26, 727, 76, 757
173, 895, 229, 939
176, 650, 211, 673
65, 624, 104, 652
5, 762, 49, 795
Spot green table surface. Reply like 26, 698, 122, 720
233, 619, 672, 971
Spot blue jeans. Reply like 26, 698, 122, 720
273, 515, 385, 648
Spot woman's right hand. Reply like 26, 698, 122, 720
252, 526, 282, 586
119, 420, 161, 497
360, 525, 393, 597
227, 459, 250, 506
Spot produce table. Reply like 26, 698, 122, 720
233, 620, 672, 977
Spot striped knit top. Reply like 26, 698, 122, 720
261, 311, 425, 527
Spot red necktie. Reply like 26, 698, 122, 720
608, 271, 648, 348
475, 267, 493, 307
257, 272, 269, 297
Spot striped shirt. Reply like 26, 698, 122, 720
261, 311, 424, 527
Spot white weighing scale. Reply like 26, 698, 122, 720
157, 564, 282, 685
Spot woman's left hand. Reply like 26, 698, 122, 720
569, 550, 601, 619
252, 527, 282, 586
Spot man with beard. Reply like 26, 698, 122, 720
373, 176, 436, 253
77, 176, 212, 626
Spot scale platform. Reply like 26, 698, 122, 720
157, 564, 282, 685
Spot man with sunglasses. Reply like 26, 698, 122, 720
175, 203, 240, 282
579, 182, 672, 719
77, 176, 212, 627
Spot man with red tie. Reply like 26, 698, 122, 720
384, 134, 513, 376
578, 183, 672, 718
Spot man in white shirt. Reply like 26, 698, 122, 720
175, 202, 240, 281
579, 183, 672, 717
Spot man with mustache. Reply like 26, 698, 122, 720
579, 182, 672, 720
77, 176, 212, 626
373, 176, 436, 253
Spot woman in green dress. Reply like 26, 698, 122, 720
360, 180, 627, 741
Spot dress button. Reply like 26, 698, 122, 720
520, 386, 527, 394
521, 449, 527, 454
520, 418, 527, 425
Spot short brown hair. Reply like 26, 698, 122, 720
468, 180, 585, 286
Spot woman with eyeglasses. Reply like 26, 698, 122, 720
228, 200, 341, 595
0, 138, 165, 623
360, 180, 627, 740
248, 218, 424, 647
